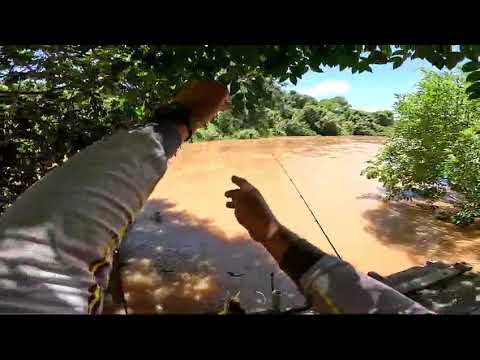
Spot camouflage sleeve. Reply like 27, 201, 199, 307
0, 121, 182, 314
299, 254, 435, 314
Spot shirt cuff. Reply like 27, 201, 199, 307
299, 254, 343, 292
151, 120, 183, 159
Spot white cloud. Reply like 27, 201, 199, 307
300, 80, 351, 98
356, 105, 391, 112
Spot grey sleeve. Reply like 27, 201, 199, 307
299, 255, 434, 314
0, 122, 182, 314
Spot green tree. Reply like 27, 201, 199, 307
285, 90, 316, 109
293, 104, 344, 135
317, 98, 349, 114
316, 113, 343, 135
233, 128, 261, 139
292, 105, 321, 130
2, 45, 478, 213
363, 71, 480, 225
282, 109, 317, 136
192, 122, 222, 141
210, 111, 241, 136
444, 126, 480, 225
372, 111, 394, 126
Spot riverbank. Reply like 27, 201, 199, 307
192, 133, 390, 143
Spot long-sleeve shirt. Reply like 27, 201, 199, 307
0, 121, 182, 314
277, 232, 433, 314
298, 255, 433, 314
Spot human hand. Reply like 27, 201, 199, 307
173, 80, 230, 133
225, 176, 279, 243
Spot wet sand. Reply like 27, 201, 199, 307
110, 136, 480, 314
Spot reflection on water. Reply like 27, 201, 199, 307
105, 136, 480, 314
362, 200, 480, 266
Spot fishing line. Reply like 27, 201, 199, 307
272, 154, 343, 260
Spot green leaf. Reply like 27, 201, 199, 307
369, 50, 388, 64
381, 45, 392, 57
251, 77, 264, 92
466, 71, 480, 83
229, 81, 240, 95
470, 45, 480, 59
466, 81, 480, 95
231, 93, 244, 108
393, 61, 402, 70
356, 59, 373, 73
309, 66, 323, 73
278, 73, 289, 83
444, 52, 463, 70
429, 53, 445, 70
289, 75, 297, 85
292, 64, 308, 78
414, 46, 433, 60
391, 56, 403, 70
462, 61, 480, 73
468, 91, 480, 101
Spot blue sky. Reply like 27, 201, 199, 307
283, 59, 453, 112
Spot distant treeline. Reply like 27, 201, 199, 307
193, 83, 394, 141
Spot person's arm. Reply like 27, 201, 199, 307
225, 176, 326, 282
225, 176, 433, 314
0, 81, 229, 314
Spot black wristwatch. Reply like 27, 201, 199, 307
154, 102, 193, 141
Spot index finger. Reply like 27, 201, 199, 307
231, 175, 252, 190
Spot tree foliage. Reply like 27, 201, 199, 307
1, 45, 479, 214
362, 71, 480, 225
193, 82, 393, 142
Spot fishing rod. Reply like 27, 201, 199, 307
272, 154, 343, 260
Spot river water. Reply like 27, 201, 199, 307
110, 136, 480, 314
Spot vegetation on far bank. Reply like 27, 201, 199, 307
193, 82, 394, 142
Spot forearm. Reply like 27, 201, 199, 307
299, 254, 434, 314
261, 224, 326, 284
261, 224, 432, 314
0, 120, 182, 314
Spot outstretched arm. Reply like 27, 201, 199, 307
225, 176, 326, 282
0, 81, 229, 314
225, 176, 433, 314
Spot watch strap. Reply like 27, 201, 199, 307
154, 102, 193, 141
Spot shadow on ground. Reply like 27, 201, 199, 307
103, 199, 305, 314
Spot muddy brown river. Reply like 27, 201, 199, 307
108, 136, 480, 314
